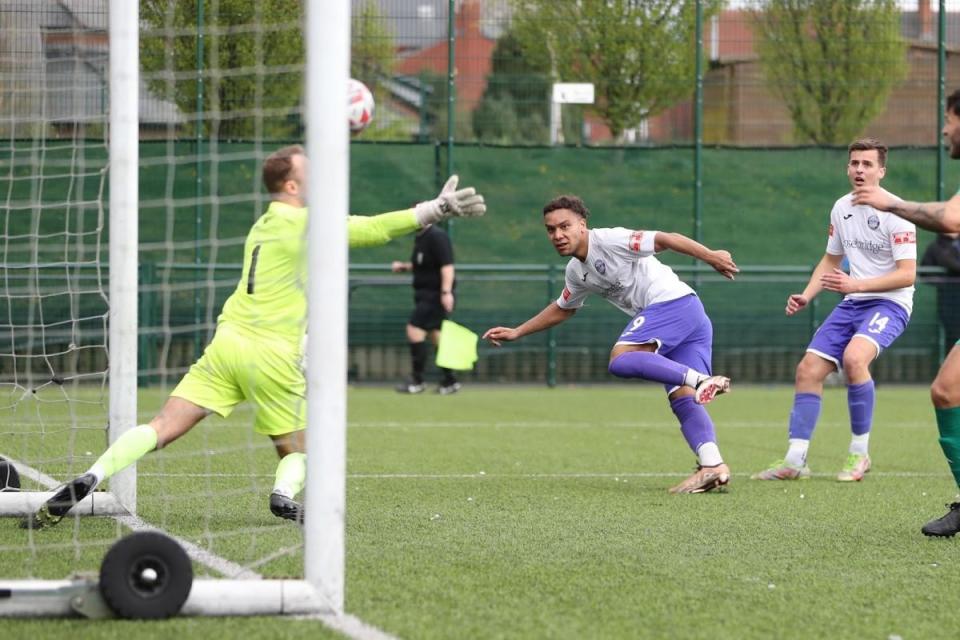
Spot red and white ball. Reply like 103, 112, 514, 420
347, 79, 375, 133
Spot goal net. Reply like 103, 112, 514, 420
0, 0, 347, 617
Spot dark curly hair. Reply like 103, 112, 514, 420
543, 195, 590, 219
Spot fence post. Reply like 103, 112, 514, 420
194, 1, 205, 361
546, 264, 557, 387
938, 0, 946, 201
810, 295, 821, 337
137, 262, 156, 387
938, 318, 946, 363
692, 0, 704, 291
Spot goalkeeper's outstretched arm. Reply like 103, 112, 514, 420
347, 174, 487, 248
348, 210, 420, 248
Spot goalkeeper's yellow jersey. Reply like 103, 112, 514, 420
218, 201, 419, 344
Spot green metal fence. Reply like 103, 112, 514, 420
128, 263, 949, 387
5, 2, 960, 390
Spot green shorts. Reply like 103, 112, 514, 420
171, 323, 305, 436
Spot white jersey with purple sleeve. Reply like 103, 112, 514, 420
825, 191, 916, 315
555, 227, 695, 316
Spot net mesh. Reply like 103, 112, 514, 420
0, 1, 308, 583
1, 0, 959, 588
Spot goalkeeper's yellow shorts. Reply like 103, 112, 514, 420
171, 323, 305, 436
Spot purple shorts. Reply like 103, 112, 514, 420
616, 294, 713, 392
807, 297, 909, 368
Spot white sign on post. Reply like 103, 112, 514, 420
551, 83, 595, 145
552, 82, 595, 104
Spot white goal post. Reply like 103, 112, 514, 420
0, 0, 347, 619
0, 0, 138, 521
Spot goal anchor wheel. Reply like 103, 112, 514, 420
99, 531, 193, 619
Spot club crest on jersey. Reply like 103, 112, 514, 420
594, 259, 607, 275
892, 231, 916, 245
867, 214, 880, 230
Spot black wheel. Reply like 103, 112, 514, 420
99, 531, 193, 619
0, 456, 20, 492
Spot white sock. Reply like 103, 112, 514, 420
697, 442, 723, 467
785, 439, 809, 467
86, 463, 105, 489
684, 369, 707, 389
272, 485, 294, 499
849, 433, 870, 456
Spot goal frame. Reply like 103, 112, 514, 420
0, 0, 347, 618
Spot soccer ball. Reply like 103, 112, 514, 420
348, 79, 375, 133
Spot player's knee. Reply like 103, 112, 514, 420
608, 353, 629, 377
794, 358, 821, 385
841, 354, 870, 378
931, 378, 958, 408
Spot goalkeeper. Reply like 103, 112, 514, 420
27, 144, 486, 528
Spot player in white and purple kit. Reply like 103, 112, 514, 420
753, 138, 916, 483
483, 195, 739, 494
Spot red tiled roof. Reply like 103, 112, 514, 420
395, 0, 493, 111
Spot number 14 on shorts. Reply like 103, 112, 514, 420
867, 312, 889, 334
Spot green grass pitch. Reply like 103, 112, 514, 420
2, 384, 958, 639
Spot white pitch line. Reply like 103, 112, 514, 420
136, 470, 952, 480
299, 613, 401, 640
350, 471, 953, 479
2, 455, 402, 640
3, 452, 259, 579
8, 459, 61, 487
348, 421, 937, 429
113, 513, 260, 580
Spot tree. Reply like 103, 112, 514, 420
472, 31, 551, 144
351, 1, 395, 86
351, 1, 404, 141
141, 0, 304, 139
418, 70, 481, 142
752, 0, 907, 145
510, 0, 723, 141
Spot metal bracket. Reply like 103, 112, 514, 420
70, 583, 115, 620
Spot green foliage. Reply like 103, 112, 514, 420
418, 71, 477, 142
140, 0, 304, 139
752, 0, 907, 144
472, 31, 551, 144
351, 0, 396, 84
352, 0, 398, 137
510, 0, 723, 140
351, 2, 406, 141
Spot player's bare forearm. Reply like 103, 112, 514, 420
440, 264, 455, 292
655, 232, 738, 278
854, 188, 960, 233
654, 232, 709, 261
802, 254, 841, 300
515, 303, 575, 338
884, 200, 955, 232
844, 261, 916, 294
483, 303, 575, 345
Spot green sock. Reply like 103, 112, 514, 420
935, 406, 960, 488
89, 424, 158, 483
273, 452, 307, 499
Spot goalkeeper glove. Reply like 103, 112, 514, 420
414, 175, 486, 227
